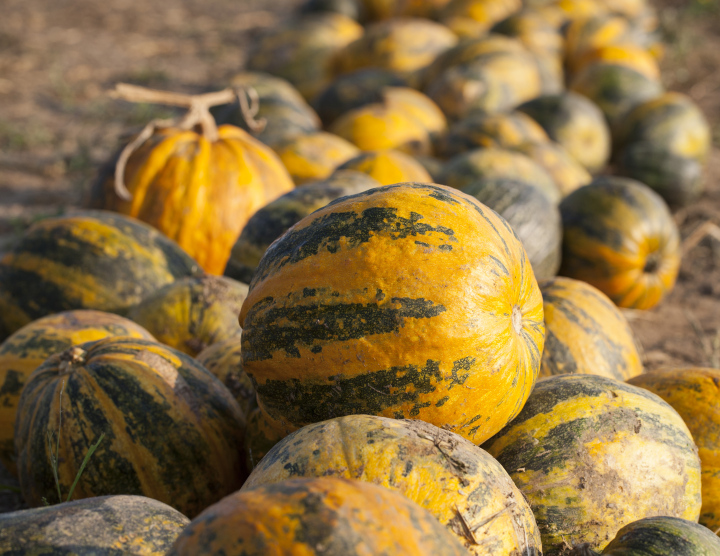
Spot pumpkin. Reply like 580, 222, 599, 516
360, 0, 453, 20
513, 141, 591, 196
213, 72, 322, 149
440, 0, 523, 39
244, 415, 542, 555
437, 148, 561, 203
239, 182, 544, 446
563, 15, 634, 71
559, 176, 680, 310
539, 277, 643, 380
274, 131, 361, 185
413, 154, 445, 182
93, 118, 295, 275
462, 177, 561, 280
247, 13, 363, 101
0, 310, 155, 477
167, 477, 470, 555
517, 92, 611, 174
313, 68, 408, 126
438, 111, 550, 159
243, 402, 299, 472
0, 495, 189, 555
0, 211, 201, 341
127, 275, 248, 357
569, 63, 663, 134
196, 338, 255, 417
600, 516, 720, 555
334, 18, 458, 86
425, 49, 543, 121
225, 171, 380, 284
614, 92, 711, 208
14, 337, 246, 518
531, 51, 566, 95
572, 43, 661, 81
628, 368, 720, 532
492, 10, 564, 55
336, 149, 433, 185
300, 0, 368, 21
482, 374, 702, 555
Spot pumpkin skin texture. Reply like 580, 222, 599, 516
243, 402, 299, 472
573, 43, 661, 82
0, 494, 189, 555
196, 338, 255, 417
569, 63, 663, 134
0, 211, 201, 341
225, 171, 380, 284
215, 72, 322, 149
559, 176, 680, 310
513, 141, 591, 197
239, 182, 545, 446
601, 516, 720, 556
360, 0, 453, 20
127, 275, 248, 357
335, 18, 458, 86
628, 368, 720, 532
336, 149, 433, 185
244, 415, 542, 556
14, 337, 247, 518
274, 131, 361, 185
168, 477, 469, 556
440, 0, 523, 39
438, 148, 561, 203
462, 178, 561, 280
439, 111, 550, 159
0, 310, 155, 477
482, 374, 702, 556
93, 124, 295, 275
517, 92, 611, 174
247, 13, 363, 101
539, 277, 643, 380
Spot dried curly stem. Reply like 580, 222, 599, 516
109, 82, 264, 201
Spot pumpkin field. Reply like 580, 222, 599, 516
1, 0, 720, 554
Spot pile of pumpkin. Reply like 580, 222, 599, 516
0, 0, 719, 554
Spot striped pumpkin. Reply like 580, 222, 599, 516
240, 182, 544, 446
0, 310, 155, 477
196, 338, 255, 417
274, 131, 360, 185
559, 176, 680, 310
127, 275, 249, 357
628, 368, 720, 532
0, 211, 201, 341
244, 415, 542, 555
14, 337, 246, 518
225, 171, 380, 284
539, 277, 643, 380
482, 374, 702, 555
601, 516, 720, 555
336, 149, 433, 185
92, 124, 295, 275
168, 477, 469, 555
0, 495, 189, 555
512, 141, 591, 197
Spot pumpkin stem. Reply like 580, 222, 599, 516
108, 82, 264, 201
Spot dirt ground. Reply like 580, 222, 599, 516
1, 0, 719, 512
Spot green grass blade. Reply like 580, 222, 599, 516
66, 432, 104, 503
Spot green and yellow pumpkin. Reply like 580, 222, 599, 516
239, 182, 545, 446
168, 477, 469, 555
0, 310, 155, 476
572, 43, 660, 82
517, 92, 611, 174
600, 516, 720, 555
0, 211, 201, 341
274, 131, 361, 185
127, 275, 248, 357
244, 415, 542, 555
359, 0, 453, 20
336, 149, 433, 185
440, 0, 523, 39
438, 148, 561, 203
247, 13, 363, 101
93, 123, 295, 275
483, 374, 702, 555
196, 338, 255, 417
539, 277, 643, 380
14, 337, 246, 518
559, 176, 680, 310
513, 141, 591, 197
492, 10, 564, 56
225, 171, 380, 284
628, 368, 720, 532
0, 495, 189, 555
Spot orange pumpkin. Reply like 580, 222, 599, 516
336, 149, 433, 185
